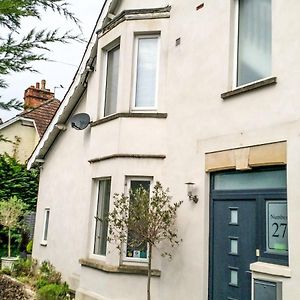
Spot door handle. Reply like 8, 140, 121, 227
245, 271, 252, 274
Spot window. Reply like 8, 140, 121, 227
104, 45, 120, 116
125, 178, 151, 261
41, 208, 50, 245
93, 179, 111, 256
133, 36, 159, 109
236, 0, 271, 86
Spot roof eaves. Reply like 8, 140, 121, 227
26, 1, 110, 170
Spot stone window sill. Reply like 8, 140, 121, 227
221, 77, 277, 99
250, 261, 291, 278
90, 112, 167, 127
79, 258, 161, 277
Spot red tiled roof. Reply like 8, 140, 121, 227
20, 99, 60, 137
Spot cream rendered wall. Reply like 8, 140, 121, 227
0, 121, 37, 163
33, 0, 300, 299
32, 94, 92, 290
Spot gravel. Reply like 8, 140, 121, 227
0, 275, 34, 300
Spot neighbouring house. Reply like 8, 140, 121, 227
28, 0, 298, 299
0, 80, 60, 163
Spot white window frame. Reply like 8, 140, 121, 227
232, 0, 240, 88
122, 176, 153, 263
131, 35, 160, 111
90, 177, 111, 259
41, 208, 50, 246
100, 40, 121, 118
232, 0, 272, 89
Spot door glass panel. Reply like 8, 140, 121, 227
266, 200, 288, 255
214, 169, 286, 191
230, 208, 238, 224
230, 268, 238, 286
230, 238, 238, 255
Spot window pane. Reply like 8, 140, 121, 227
43, 210, 50, 241
237, 0, 271, 86
214, 169, 286, 191
126, 180, 150, 259
94, 179, 111, 255
230, 269, 238, 286
230, 238, 238, 254
104, 46, 120, 116
135, 37, 159, 108
230, 209, 238, 225
266, 200, 288, 255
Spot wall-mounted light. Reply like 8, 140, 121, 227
185, 182, 199, 203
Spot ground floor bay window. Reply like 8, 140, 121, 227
93, 178, 111, 256
125, 178, 151, 261
209, 167, 287, 300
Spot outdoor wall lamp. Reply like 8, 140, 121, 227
185, 182, 199, 203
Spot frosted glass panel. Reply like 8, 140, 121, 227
230, 269, 238, 286
230, 239, 238, 254
214, 170, 286, 191
237, 0, 271, 86
104, 46, 120, 116
230, 209, 238, 224
135, 37, 158, 107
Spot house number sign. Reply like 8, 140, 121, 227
266, 201, 288, 254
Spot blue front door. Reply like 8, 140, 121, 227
211, 198, 257, 300
209, 168, 288, 300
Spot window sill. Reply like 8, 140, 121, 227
40, 242, 47, 247
91, 112, 167, 127
79, 258, 161, 277
250, 261, 291, 278
221, 77, 277, 99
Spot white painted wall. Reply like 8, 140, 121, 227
33, 0, 300, 299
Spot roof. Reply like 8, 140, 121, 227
27, 0, 110, 169
20, 99, 60, 137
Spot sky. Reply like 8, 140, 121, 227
1, 1, 105, 122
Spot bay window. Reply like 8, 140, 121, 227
104, 45, 120, 116
93, 179, 111, 256
133, 36, 159, 109
125, 178, 151, 261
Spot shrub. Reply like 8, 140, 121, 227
39, 261, 61, 284
26, 240, 33, 254
13, 258, 37, 277
0, 267, 11, 275
35, 278, 49, 289
37, 283, 69, 300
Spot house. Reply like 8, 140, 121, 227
28, 0, 299, 299
0, 80, 60, 163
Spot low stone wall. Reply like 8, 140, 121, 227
0, 275, 35, 300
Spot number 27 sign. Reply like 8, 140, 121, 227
266, 201, 288, 254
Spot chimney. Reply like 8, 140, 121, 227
24, 80, 54, 110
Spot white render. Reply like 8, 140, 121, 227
30, 0, 300, 299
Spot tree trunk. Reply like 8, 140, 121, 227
147, 244, 152, 300
8, 228, 11, 257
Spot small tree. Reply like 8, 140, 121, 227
107, 182, 182, 300
0, 196, 27, 257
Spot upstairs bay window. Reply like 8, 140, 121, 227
104, 45, 120, 116
236, 0, 271, 86
132, 36, 159, 109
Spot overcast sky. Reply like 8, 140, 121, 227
1, 1, 105, 122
